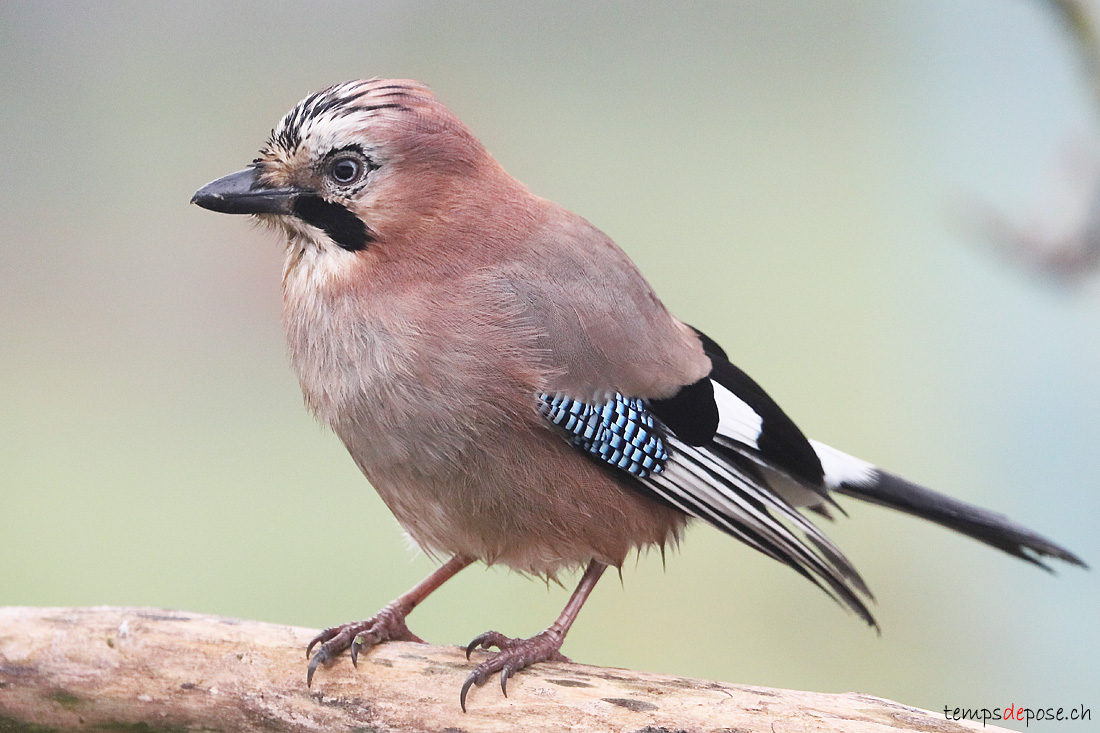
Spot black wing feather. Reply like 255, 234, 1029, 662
690, 326, 824, 486
648, 376, 718, 446
539, 369, 878, 627
540, 325, 1083, 629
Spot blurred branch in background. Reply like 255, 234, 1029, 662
958, 136, 1100, 285
1048, 0, 1100, 109
963, 0, 1100, 284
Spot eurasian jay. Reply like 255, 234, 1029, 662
191, 79, 1086, 710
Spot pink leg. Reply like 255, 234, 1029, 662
306, 554, 473, 686
460, 560, 607, 711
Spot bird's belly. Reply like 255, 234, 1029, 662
284, 286, 685, 575
338, 414, 687, 577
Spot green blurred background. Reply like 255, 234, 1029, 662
1, 1, 1097, 728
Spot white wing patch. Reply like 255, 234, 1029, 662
712, 381, 763, 449
541, 386, 877, 624
810, 440, 877, 488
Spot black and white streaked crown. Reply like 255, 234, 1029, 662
261, 79, 428, 158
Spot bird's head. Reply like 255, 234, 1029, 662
192, 79, 503, 263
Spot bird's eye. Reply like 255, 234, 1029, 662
329, 156, 364, 185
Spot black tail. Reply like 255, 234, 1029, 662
837, 472, 1087, 571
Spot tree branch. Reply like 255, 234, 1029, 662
0, 606, 998, 732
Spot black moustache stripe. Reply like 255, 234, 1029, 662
292, 195, 372, 252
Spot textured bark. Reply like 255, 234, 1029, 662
0, 606, 999, 732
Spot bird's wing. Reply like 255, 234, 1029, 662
509, 209, 875, 623
536, 374, 876, 627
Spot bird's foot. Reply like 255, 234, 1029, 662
306, 603, 424, 686
460, 629, 570, 711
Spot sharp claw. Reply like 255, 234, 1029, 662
350, 637, 361, 667
465, 633, 489, 660
457, 629, 566, 707
459, 672, 477, 713
306, 656, 319, 688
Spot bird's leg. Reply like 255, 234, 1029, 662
306, 554, 473, 686
460, 559, 607, 711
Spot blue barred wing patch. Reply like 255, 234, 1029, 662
538, 393, 668, 477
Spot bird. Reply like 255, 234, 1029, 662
191, 78, 1086, 711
